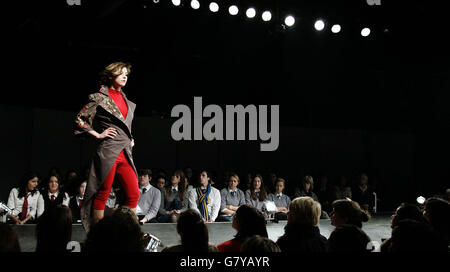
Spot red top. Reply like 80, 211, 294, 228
217, 239, 242, 252
108, 88, 128, 118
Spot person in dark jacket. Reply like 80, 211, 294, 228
276, 197, 328, 252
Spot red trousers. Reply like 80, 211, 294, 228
93, 150, 139, 210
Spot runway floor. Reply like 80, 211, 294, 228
12, 214, 393, 252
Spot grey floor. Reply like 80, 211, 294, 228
12, 214, 392, 252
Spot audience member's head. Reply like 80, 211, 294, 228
300, 175, 314, 193
35, 205, 72, 252
387, 219, 447, 252
241, 235, 281, 253
233, 204, 268, 242
176, 209, 210, 252
328, 224, 372, 252
228, 173, 240, 191
391, 202, 425, 228
46, 174, 62, 194
331, 198, 370, 228
18, 170, 40, 198
274, 178, 286, 194
288, 197, 321, 227
423, 197, 450, 242
76, 179, 87, 198
138, 169, 152, 187
84, 206, 145, 252
155, 174, 166, 190
250, 174, 267, 201
0, 223, 21, 252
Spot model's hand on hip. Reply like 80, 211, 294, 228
98, 127, 117, 139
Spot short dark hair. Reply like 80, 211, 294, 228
234, 204, 268, 242
0, 223, 20, 252
177, 209, 210, 252
138, 169, 152, 178
35, 205, 73, 252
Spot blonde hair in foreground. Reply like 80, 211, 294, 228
289, 196, 321, 226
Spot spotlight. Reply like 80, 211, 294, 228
416, 196, 426, 205
284, 15, 295, 27
314, 19, 325, 31
209, 2, 219, 12
172, 0, 181, 6
246, 8, 256, 19
153, 0, 160, 3
191, 0, 200, 9
361, 27, 371, 37
331, 24, 341, 33
229, 5, 239, 15
262, 11, 272, 22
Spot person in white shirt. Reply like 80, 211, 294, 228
136, 169, 161, 223
187, 170, 221, 222
7, 171, 44, 224
42, 174, 70, 211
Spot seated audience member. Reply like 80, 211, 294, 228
7, 171, 44, 224
352, 173, 374, 213
445, 188, 450, 202
154, 175, 167, 222
162, 209, 217, 252
35, 205, 73, 252
155, 174, 167, 190
136, 169, 161, 223
41, 173, 70, 211
267, 172, 278, 194
380, 202, 426, 252
159, 170, 188, 223
333, 176, 352, 200
267, 178, 291, 220
327, 224, 372, 252
217, 204, 268, 252
423, 197, 450, 246
276, 197, 327, 252
245, 174, 268, 211
217, 173, 246, 222
386, 219, 447, 252
84, 206, 146, 252
69, 179, 87, 223
187, 170, 221, 222
294, 176, 329, 219
316, 175, 333, 214
330, 198, 370, 228
63, 169, 80, 197
0, 222, 21, 252
241, 235, 281, 253
294, 175, 319, 202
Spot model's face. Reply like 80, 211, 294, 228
156, 178, 166, 189
112, 67, 129, 88
200, 171, 209, 187
27, 177, 39, 191
79, 182, 87, 197
253, 177, 261, 190
48, 176, 59, 194
228, 176, 239, 190
139, 174, 150, 187
275, 182, 284, 194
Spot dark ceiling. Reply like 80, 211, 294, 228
4, 0, 450, 131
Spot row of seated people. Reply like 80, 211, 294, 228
2, 169, 376, 225
1, 196, 448, 252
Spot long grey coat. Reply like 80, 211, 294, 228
74, 86, 137, 232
